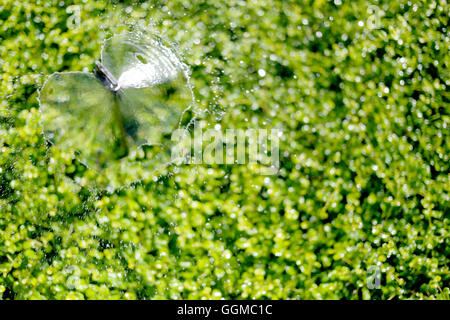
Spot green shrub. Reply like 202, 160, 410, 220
0, 0, 448, 299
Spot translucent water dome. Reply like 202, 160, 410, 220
39, 31, 194, 189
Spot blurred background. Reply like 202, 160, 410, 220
0, 0, 448, 299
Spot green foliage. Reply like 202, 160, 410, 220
0, 0, 449, 299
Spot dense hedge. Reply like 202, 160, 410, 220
0, 0, 449, 299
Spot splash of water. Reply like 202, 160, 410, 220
38, 30, 197, 191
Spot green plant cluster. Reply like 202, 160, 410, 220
0, 0, 449, 299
